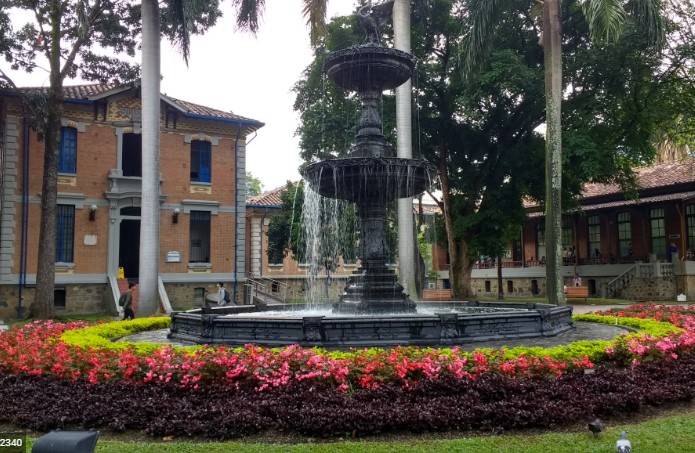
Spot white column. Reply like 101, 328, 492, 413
393, 0, 417, 298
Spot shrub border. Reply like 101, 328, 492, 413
58, 314, 681, 363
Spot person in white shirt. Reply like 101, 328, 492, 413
217, 282, 229, 306
573, 274, 582, 287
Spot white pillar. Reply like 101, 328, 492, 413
393, 0, 417, 298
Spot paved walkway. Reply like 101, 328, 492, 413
120, 303, 632, 349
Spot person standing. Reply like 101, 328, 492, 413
120, 282, 136, 320
217, 282, 234, 306
667, 242, 678, 262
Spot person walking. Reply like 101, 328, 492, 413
120, 282, 136, 320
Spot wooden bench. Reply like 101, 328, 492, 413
565, 286, 589, 301
421, 289, 452, 301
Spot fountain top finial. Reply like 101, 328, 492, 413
357, 0, 394, 44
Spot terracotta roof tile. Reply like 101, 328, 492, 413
165, 96, 261, 124
582, 160, 695, 198
11, 83, 262, 125
247, 183, 294, 207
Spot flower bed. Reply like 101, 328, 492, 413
0, 304, 694, 438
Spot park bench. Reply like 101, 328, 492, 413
421, 289, 452, 301
565, 285, 589, 302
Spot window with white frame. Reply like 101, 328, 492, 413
190, 140, 211, 183
189, 210, 211, 263
650, 208, 666, 256
59, 127, 77, 174
618, 212, 632, 256
56, 204, 75, 262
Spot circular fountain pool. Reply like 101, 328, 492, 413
168, 301, 573, 348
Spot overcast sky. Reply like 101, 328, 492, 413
6, 0, 358, 192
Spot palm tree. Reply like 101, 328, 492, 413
136, 0, 330, 315
463, 0, 664, 305
137, 0, 161, 316
393, 0, 418, 298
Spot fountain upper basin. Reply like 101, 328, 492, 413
323, 44, 417, 91
302, 157, 437, 203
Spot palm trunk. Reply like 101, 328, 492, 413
543, 0, 565, 305
393, 0, 418, 298
138, 0, 161, 316
34, 1, 64, 319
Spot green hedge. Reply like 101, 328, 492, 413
59, 317, 176, 355
58, 314, 681, 364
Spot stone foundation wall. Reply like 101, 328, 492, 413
269, 277, 349, 302
0, 284, 108, 319
470, 277, 548, 298
620, 277, 677, 301
164, 282, 221, 310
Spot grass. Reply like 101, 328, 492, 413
23, 404, 695, 452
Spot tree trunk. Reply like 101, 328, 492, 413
393, 0, 418, 299
543, 0, 565, 305
138, 0, 161, 316
34, 1, 64, 319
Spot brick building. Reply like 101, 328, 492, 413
248, 161, 695, 302
463, 160, 695, 301
0, 83, 263, 318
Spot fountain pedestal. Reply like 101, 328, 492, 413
302, 40, 437, 315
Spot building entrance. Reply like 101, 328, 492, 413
118, 207, 141, 280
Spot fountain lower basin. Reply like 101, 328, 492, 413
168, 301, 574, 348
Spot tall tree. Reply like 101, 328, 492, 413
135, 0, 331, 314
295, 0, 692, 298
5, 0, 220, 318
7, 0, 141, 318
393, 0, 419, 298
462, 0, 665, 305
138, 0, 162, 316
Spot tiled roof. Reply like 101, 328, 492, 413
247, 184, 293, 208
582, 160, 695, 198
528, 190, 695, 218
164, 95, 262, 125
525, 159, 695, 212
10, 83, 262, 125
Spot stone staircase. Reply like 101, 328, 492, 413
606, 262, 675, 298
245, 275, 287, 306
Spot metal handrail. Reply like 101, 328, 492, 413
606, 265, 637, 298
247, 275, 287, 303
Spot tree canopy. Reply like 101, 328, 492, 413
1, 0, 222, 318
290, 0, 695, 297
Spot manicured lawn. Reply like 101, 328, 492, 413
25, 404, 695, 452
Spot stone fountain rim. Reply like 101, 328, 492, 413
322, 43, 417, 70
302, 156, 437, 172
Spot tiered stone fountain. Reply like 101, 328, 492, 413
169, 2, 573, 347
